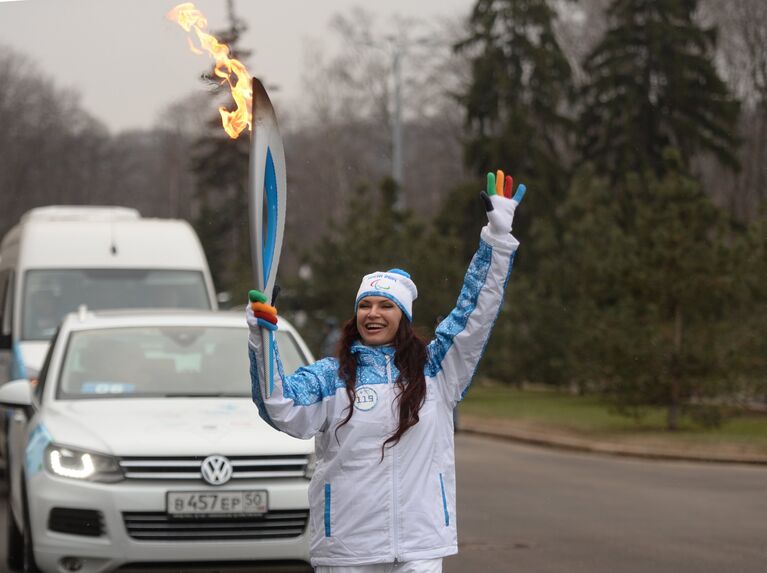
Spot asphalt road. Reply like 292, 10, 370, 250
446, 434, 767, 573
1, 434, 765, 573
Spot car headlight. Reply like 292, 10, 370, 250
304, 452, 316, 479
44, 445, 124, 483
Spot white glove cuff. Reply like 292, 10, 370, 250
481, 225, 520, 254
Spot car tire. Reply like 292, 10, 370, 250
20, 478, 40, 573
6, 490, 23, 571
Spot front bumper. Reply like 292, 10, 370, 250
27, 470, 311, 573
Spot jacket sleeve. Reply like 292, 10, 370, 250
248, 332, 340, 439
426, 225, 518, 406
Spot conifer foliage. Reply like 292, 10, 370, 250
457, 0, 573, 215
285, 179, 464, 350
578, 0, 740, 180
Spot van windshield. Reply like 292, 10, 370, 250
57, 327, 306, 399
22, 269, 211, 341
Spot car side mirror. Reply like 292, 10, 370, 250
0, 379, 33, 409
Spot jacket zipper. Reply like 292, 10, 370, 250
387, 355, 400, 562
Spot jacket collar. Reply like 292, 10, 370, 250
350, 340, 396, 357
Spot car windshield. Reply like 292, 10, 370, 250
57, 326, 307, 399
22, 269, 211, 341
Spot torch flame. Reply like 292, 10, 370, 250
167, 2, 252, 139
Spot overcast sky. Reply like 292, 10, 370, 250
0, 0, 475, 133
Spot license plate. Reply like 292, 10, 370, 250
167, 490, 268, 517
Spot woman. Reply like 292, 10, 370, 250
247, 171, 525, 573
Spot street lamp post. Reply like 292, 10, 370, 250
392, 46, 404, 195
359, 32, 431, 211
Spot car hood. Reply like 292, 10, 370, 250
41, 398, 312, 457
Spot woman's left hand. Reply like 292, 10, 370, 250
480, 169, 526, 237
246, 289, 279, 331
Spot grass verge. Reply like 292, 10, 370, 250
459, 383, 767, 451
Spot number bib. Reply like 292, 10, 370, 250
353, 386, 378, 412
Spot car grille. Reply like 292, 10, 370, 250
122, 510, 309, 541
118, 455, 308, 481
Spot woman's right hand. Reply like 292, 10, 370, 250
246, 289, 278, 331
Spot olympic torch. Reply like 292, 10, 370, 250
249, 78, 287, 398
167, 4, 287, 398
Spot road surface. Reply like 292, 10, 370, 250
446, 434, 767, 573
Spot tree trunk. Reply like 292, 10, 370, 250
667, 304, 683, 431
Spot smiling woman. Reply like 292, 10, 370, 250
356, 296, 403, 345
246, 171, 527, 572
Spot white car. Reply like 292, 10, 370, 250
0, 309, 315, 573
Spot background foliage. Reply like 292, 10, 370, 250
1, 0, 764, 430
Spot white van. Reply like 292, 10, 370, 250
0, 206, 218, 388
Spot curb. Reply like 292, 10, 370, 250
458, 416, 767, 466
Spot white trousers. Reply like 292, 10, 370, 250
315, 558, 443, 573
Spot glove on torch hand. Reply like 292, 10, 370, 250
247, 289, 278, 332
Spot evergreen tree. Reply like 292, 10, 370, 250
433, 182, 488, 264
507, 167, 635, 389
730, 212, 767, 405
579, 0, 740, 180
284, 178, 464, 353
456, 0, 574, 242
530, 151, 745, 429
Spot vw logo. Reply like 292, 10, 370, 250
200, 455, 233, 485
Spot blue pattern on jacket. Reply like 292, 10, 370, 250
425, 240, 492, 378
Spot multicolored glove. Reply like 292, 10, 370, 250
480, 169, 526, 237
246, 289, 278, 332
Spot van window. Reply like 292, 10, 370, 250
22, 269, 211, 341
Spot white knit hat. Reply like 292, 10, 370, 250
355, 268, 418, 321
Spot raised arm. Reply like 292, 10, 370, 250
426, 171, 525, 405
246, 293, 339, 439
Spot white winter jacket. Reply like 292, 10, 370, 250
248, 226, 518, 567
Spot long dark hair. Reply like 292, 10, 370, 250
335, 316, 428, 455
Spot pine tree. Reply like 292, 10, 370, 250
283, 178, 465, 353
456, 0, 574, 241
730, 212, 767, 406
509, 166, 635, 389
579, 0, 740, 180
531, 151, 745, 429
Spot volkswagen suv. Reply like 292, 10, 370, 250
0, 309, 314, 572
